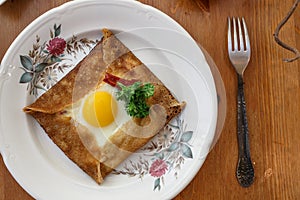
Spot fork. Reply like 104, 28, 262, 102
227, 17, 255, 187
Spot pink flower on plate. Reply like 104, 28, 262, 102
149, 159, 168, 177
47, 37, 66, 56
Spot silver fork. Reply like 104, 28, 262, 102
228, 17, 254, 187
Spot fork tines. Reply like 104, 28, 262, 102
228, 17, 250, 52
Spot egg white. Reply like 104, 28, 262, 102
69, 83, 131, 147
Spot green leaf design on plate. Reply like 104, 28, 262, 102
181, 144, 193, 159
54, 24, 61, 37
34, 63, 48, 73
20, 55, 33, 71
51, 56, 62, 63
19, 72, 33, 83
180, 131, 193, 142
167, 142, 179, 152
153, 178, 161, 191
154, 152, 165, 160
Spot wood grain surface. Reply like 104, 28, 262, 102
0, 0, 299, 199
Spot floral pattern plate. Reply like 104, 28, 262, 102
0, 1, 218, 199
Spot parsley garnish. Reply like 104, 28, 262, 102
116, 82, 155, 118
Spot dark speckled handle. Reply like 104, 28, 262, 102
236, 74, 254, 187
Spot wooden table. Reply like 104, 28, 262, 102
0, 0, 299, 199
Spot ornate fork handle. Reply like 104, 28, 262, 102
236, 74, 254, 187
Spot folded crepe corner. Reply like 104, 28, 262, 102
24, 29, 185, 184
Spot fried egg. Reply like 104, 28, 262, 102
70, 83, 131, 147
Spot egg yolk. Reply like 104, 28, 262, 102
82, 91, 118, 127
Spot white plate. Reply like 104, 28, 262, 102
0, 0, 217, 199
